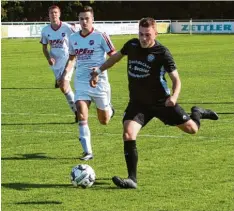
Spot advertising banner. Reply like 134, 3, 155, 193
171, 22, 234, 33
94, 22, 169, 35
2, 21, 233, 38
1, 25, 8, 38
8, 25, 30, 37
157, 23, 170, 33
30, 24, 47, 37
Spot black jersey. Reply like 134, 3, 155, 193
120, 38, 177, 105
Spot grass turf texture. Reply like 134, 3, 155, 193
1, 34, 234, 211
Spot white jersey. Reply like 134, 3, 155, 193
40, 22, 75, 71
69, 28, 115, 83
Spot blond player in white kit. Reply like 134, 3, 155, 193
62, 6, 116, 160
40, 5, 77, 122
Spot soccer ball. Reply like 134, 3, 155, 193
70, 164, 96, 188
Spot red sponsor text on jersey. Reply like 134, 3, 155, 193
75, 48, 94, 55
49, 39, 65, 45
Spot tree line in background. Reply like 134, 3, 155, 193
1, 1, 234, 22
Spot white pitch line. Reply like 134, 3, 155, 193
2, 129, 181, 138
1, 112, 117, 118
1, 112, 123, 118
2, 112, 233, 124
1, 129, 226, 140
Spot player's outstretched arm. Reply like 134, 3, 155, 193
91, 51, 124, 77
90, 51, 124, 87
100, 51, 124, 73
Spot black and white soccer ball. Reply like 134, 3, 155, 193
70, 164, 96, 188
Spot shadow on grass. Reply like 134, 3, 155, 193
1, 153, 92, 161
2, 183, 72, 191
1, 153, 54, 160
3, 179, 112, 191
1, 152, 101, 160
15, 201, 62, 205
94, 178, 112, 186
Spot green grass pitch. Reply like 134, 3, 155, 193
1, 34, 234, 211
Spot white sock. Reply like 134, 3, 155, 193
107, 86, 112, 104
64, 90, 77, 113
78, 120, 92, 154
108, 106, 113, 118
107, 86, 113, 118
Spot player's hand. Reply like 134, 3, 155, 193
165, 96, 177, 107
90, 67, 99, 78
89, 75, 99, 88
48, 58, 55, 66
89, 67, 100, 88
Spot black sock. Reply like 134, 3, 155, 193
190, 111, 201, 128
124, 140, 138, 183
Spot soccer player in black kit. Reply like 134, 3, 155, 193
90, 17, 219, 189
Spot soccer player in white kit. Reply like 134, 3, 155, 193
62, 6, 116, 160
40, 5, 77, 122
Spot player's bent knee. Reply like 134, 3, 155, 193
183, 126, 198, 134
77, 113, 86, 121
99, 118, 110, 125
123, 132, 136, 140
177, 121, 199, 134
188, 127, 198, 134
97, 109, 111, 125
59, 81, 70, 93
60, 86, 70, 94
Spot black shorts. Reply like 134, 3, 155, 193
123, 102, 191, 127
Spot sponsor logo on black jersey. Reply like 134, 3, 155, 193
183, 115, 187, 120
147, 54, 155, 62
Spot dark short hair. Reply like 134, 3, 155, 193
139, 17, 156, 29
79, 5, 94, 15
48, 5, 60, 12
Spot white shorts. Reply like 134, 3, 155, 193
74, 81, 111, 111
50, 58, 74, 81
54, 68, 74, 81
